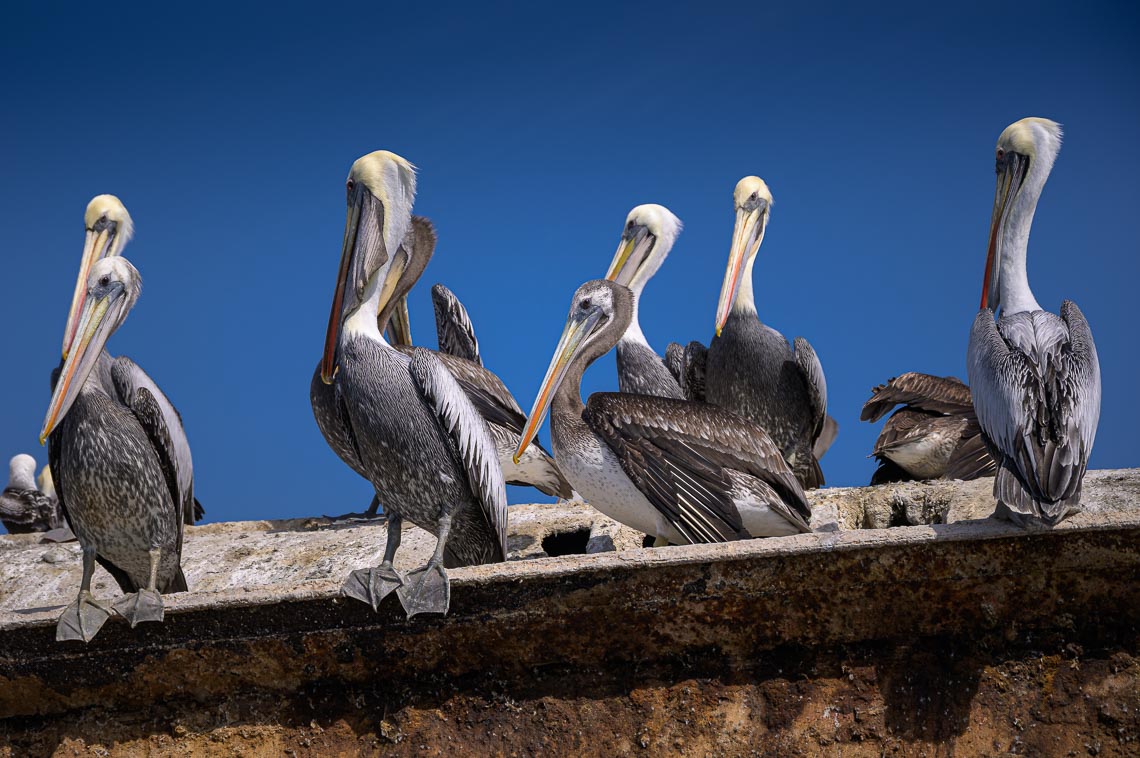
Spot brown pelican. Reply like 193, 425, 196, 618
968, 118, 1101, 527
515, 279, 811, 545
41, 257, 190, 642
861, 373, 996, 484
702, 177, 830, 489
313, 211, 571, 520
0, 455, 63, 534
60, 195, 203, 525
603, 204, 686, 399
319, 150, 508, 617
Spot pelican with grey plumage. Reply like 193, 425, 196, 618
515, 279, 811, 546
677, 178, 831, 489
603, 204, 686, 399
56, 195, 203, 526
967, 117, 1100, 527
312, 211, 571, 522
41, 257, 190, 642
317, 150, 507, 617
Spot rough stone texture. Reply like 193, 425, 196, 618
0, 469, 1138, 756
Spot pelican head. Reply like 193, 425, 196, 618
980, 117, 1062, 311
514, 279, 634, 463
42, 257, 142, 443
604, 204, 682, 294
62, 195, 134, 359
8, 454, 37, 490
321, 150, 418, 383
715, 176, 772, 335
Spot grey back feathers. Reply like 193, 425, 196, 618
968, 302, 1100, 526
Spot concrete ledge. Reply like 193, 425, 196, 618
1, 470, 1138, 755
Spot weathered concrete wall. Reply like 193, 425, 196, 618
1, 470, 1138, 756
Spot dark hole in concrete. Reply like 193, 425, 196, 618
542, 528, 592, 557
642, 535, 656, 548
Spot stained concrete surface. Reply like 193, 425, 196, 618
1, 469, 1138, 756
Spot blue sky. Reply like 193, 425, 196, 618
2, 2, 1137, 524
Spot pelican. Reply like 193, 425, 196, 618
515, 279, 811, 546
59, 195, 203, 525
861, 373, 996, 484
968, 118, 1100, 527
313, 215, 572, 520
319, 151, 507, 617
0, 455, 63, 534
41, 257, 190, 642
603, 204, 686, 399
702, 177, 830, 489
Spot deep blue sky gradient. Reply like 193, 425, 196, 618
2, 2, 1138, 524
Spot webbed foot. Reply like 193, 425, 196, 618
40, 527, 77, 543
56, 592, 114, 643
397, 562, 450, 618
113, 589, 165, 628
342, 565, 404, 611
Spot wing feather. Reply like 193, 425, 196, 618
431, 284, 482, 366
409, 348, 508, 559
967, 303, 1100, 524
111, 357, 201, 524
585, 393, 810, 542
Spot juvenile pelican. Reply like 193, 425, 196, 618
59, 195, 203, 525
0, 455, 63, 534
515, 279, 811, 546
320, 151, 507, 617
604, 204, 686, 399
968, 118, 1100, 527
42, 257, 190, 642
861, 373, 995, 484
704, 178, 830, 489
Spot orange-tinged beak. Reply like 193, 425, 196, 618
514, 306, 602, 463
61, 227, 112, 358
715, 206, 764, 336
42, 287, 122, 443
321, 200, 362, 384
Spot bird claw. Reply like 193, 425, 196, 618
397, 562, 450, 618
56, 593, 114, 643
113, 589, 165, 628
342, 566, 404, 612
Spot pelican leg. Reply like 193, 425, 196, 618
56, 545, 114, 643
397, 512, 452, 618
324, 493, 384, 522
113, 548, 166, 627
342, 513, 405, 611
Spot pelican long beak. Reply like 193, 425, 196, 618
385, 295, 413, 347
61, 228, 114, 358
604, 226, 653, 287
514, 307, 603, 463
321, 199, 363, 383
41, 283, 126, 443
375, 254, 408, 328
980, 154, 1028, 311
715, 204, 766, 336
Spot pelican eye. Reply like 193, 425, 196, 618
580, 298, 591, 310
98, 275, 111, 287
346, 180, 355, 197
